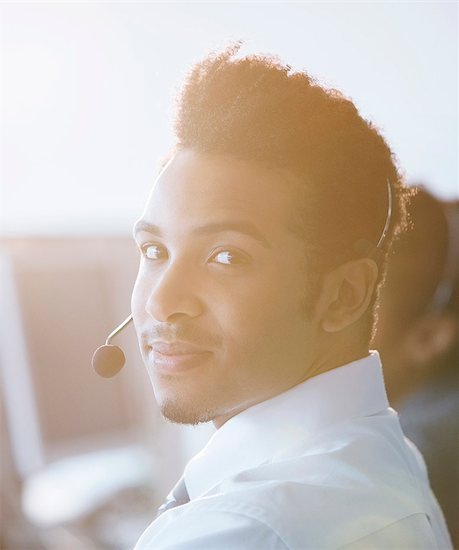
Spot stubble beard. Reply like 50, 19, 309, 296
160, 393, 216, 425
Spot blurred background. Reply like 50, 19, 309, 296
0, 2, 457, 549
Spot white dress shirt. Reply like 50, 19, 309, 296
135, 352, 452, 549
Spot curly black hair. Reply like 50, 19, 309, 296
173, 43, 413, 339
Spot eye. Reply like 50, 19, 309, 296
210, 249, 249, 266
140, 243, 167, 261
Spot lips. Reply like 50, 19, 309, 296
146, 340, 212, 373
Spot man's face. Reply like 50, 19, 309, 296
131, 149, 321, 426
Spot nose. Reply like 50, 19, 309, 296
145, 261, 204, 323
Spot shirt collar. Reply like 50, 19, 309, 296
184, 351, 388, 500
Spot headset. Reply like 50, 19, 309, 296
92, 180, 393, 378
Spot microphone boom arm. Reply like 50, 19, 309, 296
105, 314, 133, 345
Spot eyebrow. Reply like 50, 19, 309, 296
133, 219, 271, 249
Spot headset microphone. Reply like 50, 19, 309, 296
92, 314, 133, 378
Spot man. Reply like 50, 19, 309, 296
131, 46, 452, 548
374, 188, 459, 546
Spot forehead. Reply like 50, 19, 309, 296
142, 149, 301, 237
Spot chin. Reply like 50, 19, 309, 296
158, 394, 217, 426
147, 362, 224, 425
149, 368, 242, 426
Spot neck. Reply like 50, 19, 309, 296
303, 336, 369, 383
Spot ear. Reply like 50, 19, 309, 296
318, 259, 379, 333
402, 313, 457, 368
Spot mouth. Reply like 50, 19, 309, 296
146, 341, 212, 373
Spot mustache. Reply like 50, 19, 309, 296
141, 323, 222, 348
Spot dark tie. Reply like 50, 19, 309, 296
155, 476, 190, 518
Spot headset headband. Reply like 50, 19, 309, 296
376, 180, 393, 249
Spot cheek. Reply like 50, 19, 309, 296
131, 271, 147, 322
214, 276, 308, 357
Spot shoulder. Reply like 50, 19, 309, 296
190, 415, 437, 546
135, 502, 288, 550
135, 498, 442, 550
136, 412, 444, 549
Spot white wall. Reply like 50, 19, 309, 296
1, 1, 457, 236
